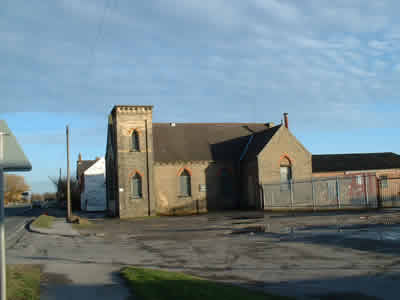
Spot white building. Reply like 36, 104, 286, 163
79, 157, 106, 211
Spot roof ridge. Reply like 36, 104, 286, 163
313, 152, 397, 156
153, 122, 270, 125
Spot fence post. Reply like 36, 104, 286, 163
336, 176, 341, 208
290, 180, 294, 210
364, 175, 369, 208
376, 177, 382, 209
262, 185, 266, 210
271, 187, 273, 208
312, 178, 316, 212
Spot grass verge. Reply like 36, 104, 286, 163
31, 214, 54, 229
121, 267, 293, 300
7, 265, 41, 300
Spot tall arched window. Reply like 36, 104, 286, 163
280, 157, 292, 191
131, 130, 140, 151
220, 168, 233, 196
132, 173, 142, 198
180, 169, 191, 196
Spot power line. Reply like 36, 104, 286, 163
84, 0, 113, 89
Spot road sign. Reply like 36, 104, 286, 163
0, 120, 32, 300
0, 120, 32, 171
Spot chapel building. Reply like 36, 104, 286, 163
105, 105, 312, 218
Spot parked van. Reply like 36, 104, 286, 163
21, 191, 32, 202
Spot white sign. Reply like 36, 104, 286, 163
0, 121, 31, 171
199, 184, 207, 192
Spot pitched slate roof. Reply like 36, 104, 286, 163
312, 152, 400, 173
243, 125, 282, 161
76, 160, 97, 179
153, 123, 279, 163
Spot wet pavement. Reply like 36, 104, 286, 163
7, 209, 400, 299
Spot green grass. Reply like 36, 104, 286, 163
6, 265, 41, 300
32, 214, 54, 228
121, 267, 293, 300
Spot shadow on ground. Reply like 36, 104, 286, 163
40, 270, 131, 300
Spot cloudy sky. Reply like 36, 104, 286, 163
1, 0, 400, 193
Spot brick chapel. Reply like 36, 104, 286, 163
105, 105, 312, 218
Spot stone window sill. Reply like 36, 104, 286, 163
178, 195, 192, 198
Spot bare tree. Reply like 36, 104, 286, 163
42, 192, 56, 201
49, 176, 81, 210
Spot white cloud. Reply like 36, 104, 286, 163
0, 0, 400, 129
368, 40, 390, 51
252, 0, 301, 23
4, 0, 400, 194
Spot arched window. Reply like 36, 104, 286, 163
131, 130, 140, 151
180, 169, 191, 196
131, 173, 142, 198
220, 168, 233, 196
280, 157, 292, 191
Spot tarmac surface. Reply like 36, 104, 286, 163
6, 208, 400, 299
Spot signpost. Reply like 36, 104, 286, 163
0, 120, 32, 300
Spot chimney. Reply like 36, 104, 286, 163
78, 153, 82, 162
283, 113, 289, 129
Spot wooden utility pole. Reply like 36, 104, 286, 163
66, 126, 71, 221
0, 133, 7, 300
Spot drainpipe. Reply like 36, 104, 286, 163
145, 120, 151, 216
239, 134, 255, 209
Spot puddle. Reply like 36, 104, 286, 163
231, 221, 260, 225
294, 225, 400, 242
231, 225, 266, 234
228, 215, 264, 220
350, 227, 400, 241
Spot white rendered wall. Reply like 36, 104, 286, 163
81, 158, 106, 211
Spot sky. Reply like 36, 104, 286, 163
1, 0, 400, 193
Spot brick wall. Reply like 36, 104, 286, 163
240, 159, 259, 208
154, 161, 238, 214
258, 126, 312, 184
114, 106, 156, 218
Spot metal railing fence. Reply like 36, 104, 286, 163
380, 176, 400, 208
261, 174, 381, 210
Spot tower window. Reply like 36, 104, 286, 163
131, 130, 140, 151
132, 173, 142, 198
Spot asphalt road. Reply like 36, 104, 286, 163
4, 205, 42, 242
6, 209, 400, 300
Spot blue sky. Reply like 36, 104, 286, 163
1, 0, 400, 193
